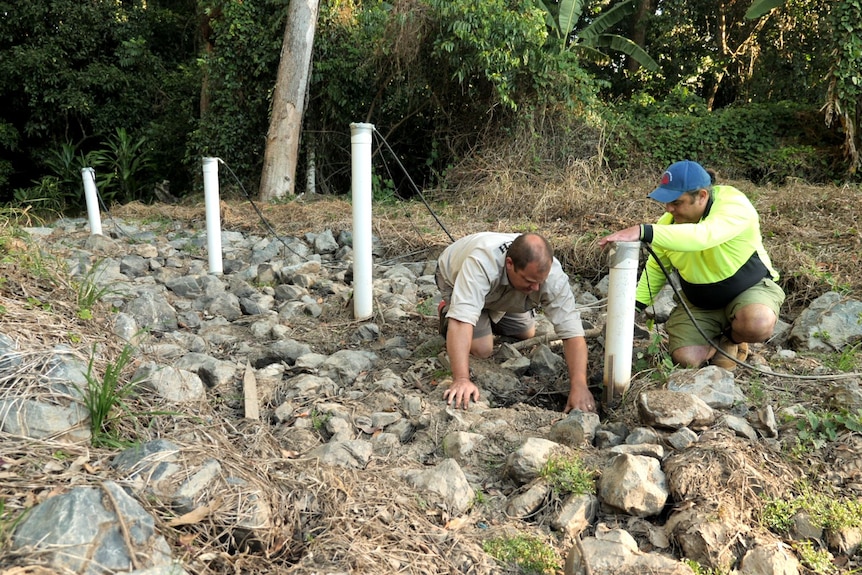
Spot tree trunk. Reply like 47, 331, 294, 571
626, 0, 652, 74
259, 0, 320, 201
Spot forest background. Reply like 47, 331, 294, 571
0, 0, 860, 214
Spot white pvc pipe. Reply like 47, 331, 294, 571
202, 157, 223, 275
350, 122, 374, 320
80, 168, 102, 236
603, 241, 640, 404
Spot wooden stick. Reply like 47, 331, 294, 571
243, 361, 260, 420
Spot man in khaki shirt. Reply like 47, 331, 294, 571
436, 232, 594, 413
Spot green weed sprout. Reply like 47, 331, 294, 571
75, 260, 118, 320
483, 533, 561, 575
540, 455, 596, 496
75, 343, 138, 448
793, 540, 837, 575
761, 487, 862, 535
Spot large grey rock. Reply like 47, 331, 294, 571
403, 458, 474, 516
788, 291, 862, 351
667, 365, 745, 409
505, 437, 568, 484
598, 454, 668, 518
133, 361, 207, 402
11, 482, 174, 575
637, 389, 715, 430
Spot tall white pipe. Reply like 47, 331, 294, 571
350, 122, 375, 320
80, 168, 102, 236
202, 157, 223, 275
603, 241, 640, 404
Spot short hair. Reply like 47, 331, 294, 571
508, 233, 553, 274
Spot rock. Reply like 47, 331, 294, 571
1, 212, 856, 575
637, 389, 715, 430
598, 454, 668, 518
11, 482, 177, 575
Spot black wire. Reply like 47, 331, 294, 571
372, 128, 455, 243
216, 158, 335, 266
640, 241, 861, 380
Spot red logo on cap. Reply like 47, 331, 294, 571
660, 171, 672, 185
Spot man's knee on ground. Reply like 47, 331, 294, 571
732, 304, 778, 342
671, 346, 709, 368
470, 335, 494, 358
514, 326, 536, 341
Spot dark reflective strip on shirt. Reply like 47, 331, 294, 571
679, 251, 770, 310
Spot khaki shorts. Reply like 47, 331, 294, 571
665, 278, 785, 352
474, 310, 536, 339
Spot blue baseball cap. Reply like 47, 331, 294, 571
648, 160, 711, 203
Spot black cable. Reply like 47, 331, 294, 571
372, 128, 455, 243
216, 158, 340, 267
640, 242, 861, 380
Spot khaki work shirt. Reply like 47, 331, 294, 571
436, 233, 585, 339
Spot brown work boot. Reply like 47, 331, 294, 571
736, 342, 749, 362
711, 337, 739, 371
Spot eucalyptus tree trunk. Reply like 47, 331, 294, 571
259, 0, 320, 201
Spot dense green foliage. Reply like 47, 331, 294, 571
307, 0, 596, 196
0, 0, 857, 212
0, 0, 200, 209
609, 92, 843, 183
825, 0, 862, 173
191, 0, 285, 194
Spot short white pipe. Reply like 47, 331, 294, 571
202, 157, 223, 275
602, 241, 640, 404
80, 168, 102, 236
350, 122, 375, 320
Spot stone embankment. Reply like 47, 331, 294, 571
2, 216, 862, 575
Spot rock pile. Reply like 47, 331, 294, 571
2, 214, 862, 575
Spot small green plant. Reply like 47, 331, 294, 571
761, 486, 862, 536
75, 260, 118, 320
513, 223, 539, 233
540, 455, 596, 496
89, 128, 153, 204
812, 330, 832, 342
482, 533, 561, 575
25, 297, 52, 312
416, 299, 435, 316
371, 173, 398, 205
683, 559, 728, 575
793, 540, 837, 575
18, 243, 60, 283
74, 343, 139, 448
760, 496, 798, 533
826, 341, 862, 372
0, 498, 27, 545
633, 320, 675, 381
746, 373, 766, 405
795, 409, 839, 451
474, 489, 488, 505
310, 409, 330, 431
791, 408, 862, 454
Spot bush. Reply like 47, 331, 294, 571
606, 92, 845, 183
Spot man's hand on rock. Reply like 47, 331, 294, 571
442, 377, 480, 410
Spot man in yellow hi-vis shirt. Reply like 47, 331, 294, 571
599, 160, 785, 370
